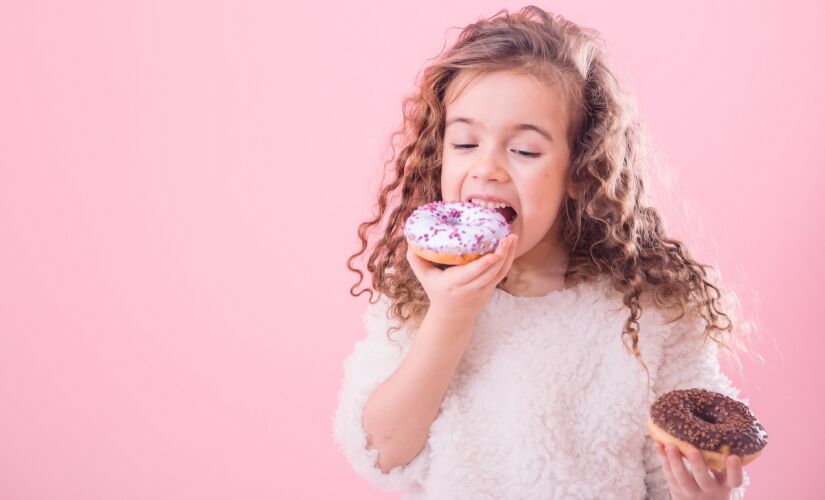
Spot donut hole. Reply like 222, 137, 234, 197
496, 206, 518, 224
693, 409, 719, 424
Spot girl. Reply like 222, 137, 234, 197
333, 6, 754, 499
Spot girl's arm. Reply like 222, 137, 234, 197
362, 307, 474, 472
333, 237, 516, 491
331, 294, 473, 492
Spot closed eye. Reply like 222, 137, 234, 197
451, 144, 541, 158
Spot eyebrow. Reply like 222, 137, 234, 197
445, 116, 554, 142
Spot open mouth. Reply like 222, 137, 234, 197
496, 206, 518, 225
467, 198, 519, 225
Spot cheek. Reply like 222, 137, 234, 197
440, 166, 464, 195
439, 173, 456, 200
521, 175, 564, 218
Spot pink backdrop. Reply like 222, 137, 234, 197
1, 1, 821, 498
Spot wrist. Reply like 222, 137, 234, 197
426, 305, 477, 326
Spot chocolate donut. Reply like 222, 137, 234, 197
647, 388, 768, 471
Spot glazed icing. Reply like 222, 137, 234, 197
403, 200, 512, 255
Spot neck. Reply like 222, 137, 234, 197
500, 219, 569, 297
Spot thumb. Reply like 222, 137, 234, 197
406, 244, 436, 280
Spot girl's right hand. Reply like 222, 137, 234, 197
406, 234, 519, 324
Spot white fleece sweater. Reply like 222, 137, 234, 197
332, 275, 751, 499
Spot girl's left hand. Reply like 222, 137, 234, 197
655, 442, 744, 500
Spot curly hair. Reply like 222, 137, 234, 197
346, 5, 753, 391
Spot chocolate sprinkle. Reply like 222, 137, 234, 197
649, 388, 768, 455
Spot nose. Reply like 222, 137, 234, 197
469, 148, 509, 183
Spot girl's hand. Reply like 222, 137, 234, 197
655, 442, 744, 500
406, 234, 518, 324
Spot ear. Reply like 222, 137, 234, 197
566, 182, 577, 200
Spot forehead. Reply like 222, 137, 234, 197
444, 69, 569, 134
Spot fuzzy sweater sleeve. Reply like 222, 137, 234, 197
644, 309, 751, 500
331, 294, 431, 493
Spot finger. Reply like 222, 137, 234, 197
725, 455, 743, 488
666, 444, 701, 495
476, 236, 516, 287
441, 249, 499, 286
465, 236, 512, 288
406, 244, 437, 280
684, 447, 717, 492
482, 234, 518, 288
655, 443, 677, 486
407, 240, 501, 286
450, 237, 508, 286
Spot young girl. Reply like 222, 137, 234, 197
333, 6, 754, 499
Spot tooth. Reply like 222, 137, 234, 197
469, 199, 512, 210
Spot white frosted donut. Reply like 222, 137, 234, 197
403, 200, 511, 263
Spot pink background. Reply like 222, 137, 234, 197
0, 1, 821, 498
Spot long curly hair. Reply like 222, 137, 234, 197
346, 5, 753, 389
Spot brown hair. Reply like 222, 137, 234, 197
346, 5, 753, 390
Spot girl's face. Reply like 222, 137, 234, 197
441, 69, 574, 260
